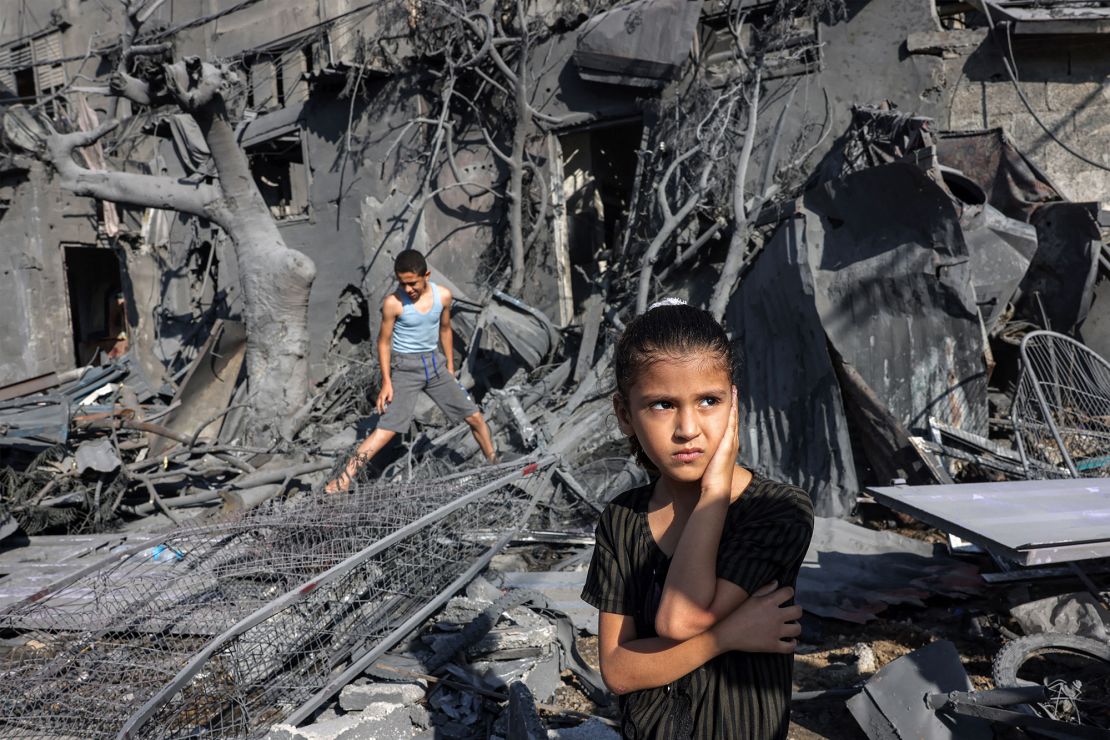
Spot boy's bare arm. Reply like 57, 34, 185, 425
376, 297, 400, 413
656, 388, 743, 640
599, 584, 801, 695
438, 288, 455, 374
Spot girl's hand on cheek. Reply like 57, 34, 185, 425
701, 386, 739, 500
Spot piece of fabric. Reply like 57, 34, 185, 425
581, 474, 814, 740
392, 283, 443, 354
378, 350, 478, 433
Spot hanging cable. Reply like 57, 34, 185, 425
981, 1, 1110, 174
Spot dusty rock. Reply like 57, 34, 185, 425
339, 681, 426, 711
267, 702, 422, 740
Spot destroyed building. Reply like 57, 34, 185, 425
1, 0, 1110, 738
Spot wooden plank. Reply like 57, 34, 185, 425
573, 296, 603, 384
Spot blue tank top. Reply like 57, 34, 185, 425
392, 282, 443, 353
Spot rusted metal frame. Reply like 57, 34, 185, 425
284, 467, 554, 727
1020, 331, 1110, 478
117, 456, 555, 739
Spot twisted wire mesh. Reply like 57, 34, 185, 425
0, 463, 540, 739
1012, 331, 1110, 479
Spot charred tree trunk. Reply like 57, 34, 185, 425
12, 57, 316, 435
194, 101, 315, 429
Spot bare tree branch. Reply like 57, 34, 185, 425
710, 70, 762, 321
45, 120, 221, 217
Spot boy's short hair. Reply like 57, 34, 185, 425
394, 249, 428, 275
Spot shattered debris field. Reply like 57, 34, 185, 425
4, 0, 1110, 738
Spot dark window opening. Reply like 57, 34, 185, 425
701, 6, 821, 82
63, 246, 125, 366
275, 64, 286, 107
13, 55, 35, 100
246, 132, 311, 221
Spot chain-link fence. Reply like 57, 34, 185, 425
0, 458, 552, 739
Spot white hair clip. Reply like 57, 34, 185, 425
647, 297, 688, 311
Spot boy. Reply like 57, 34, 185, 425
326, 250, 496, 492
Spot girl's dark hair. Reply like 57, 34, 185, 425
615, 304, 735, 399
615, 304, 734, 469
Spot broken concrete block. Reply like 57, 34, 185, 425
436, 595, 494, 627
472, 647, 560, 703
267, 702, 420, 740
1010, 591, 1110, 641
469, 623, 557, 659
854, 642, 878, 675
466, 574, 503, 602
75, 438, 122, 473
339, 681, 426, 711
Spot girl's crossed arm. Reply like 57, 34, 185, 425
599, 582, 801, 695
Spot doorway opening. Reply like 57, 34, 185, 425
63, 246, 125, 366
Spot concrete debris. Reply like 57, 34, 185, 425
74, 438, 121, 474
468, 647, 562, 704
1010, 592, 1110, 642
267, 703, 429, 740
498, 570, 596, 635
338, 681, 427, 712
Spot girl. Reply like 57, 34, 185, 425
581, 301, 814, 739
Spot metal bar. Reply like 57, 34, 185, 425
937, 700, 1110, 739
926, 686, 1047, 710
117, 456, 555, 739
981, 559, 1110, 583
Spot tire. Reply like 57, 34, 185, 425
992, 633, 1110, 730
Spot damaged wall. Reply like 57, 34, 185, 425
0, 165, 77, 387
941, 36, 1110, 209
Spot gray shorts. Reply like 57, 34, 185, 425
378, 351, 480, 433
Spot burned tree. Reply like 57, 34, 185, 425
3, 38, 315, 434
629, 0, 842, 320
388, 0, 592, 295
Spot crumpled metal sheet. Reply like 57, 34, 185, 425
804, 162, 989, 437
0, 394, 71, 448
729, 215, 859, 519
797, 517, 981, 623
814, 104, 935, 184
75, 438, 122, 474
847, 641, 991, 740
731, 163, 990, 514
1020, 202, 1101, 335
959, 204, 1036, 333
574, 0, 703, 88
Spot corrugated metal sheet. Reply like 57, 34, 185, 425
730, 215, 859, 519
804, 162, 989, 438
